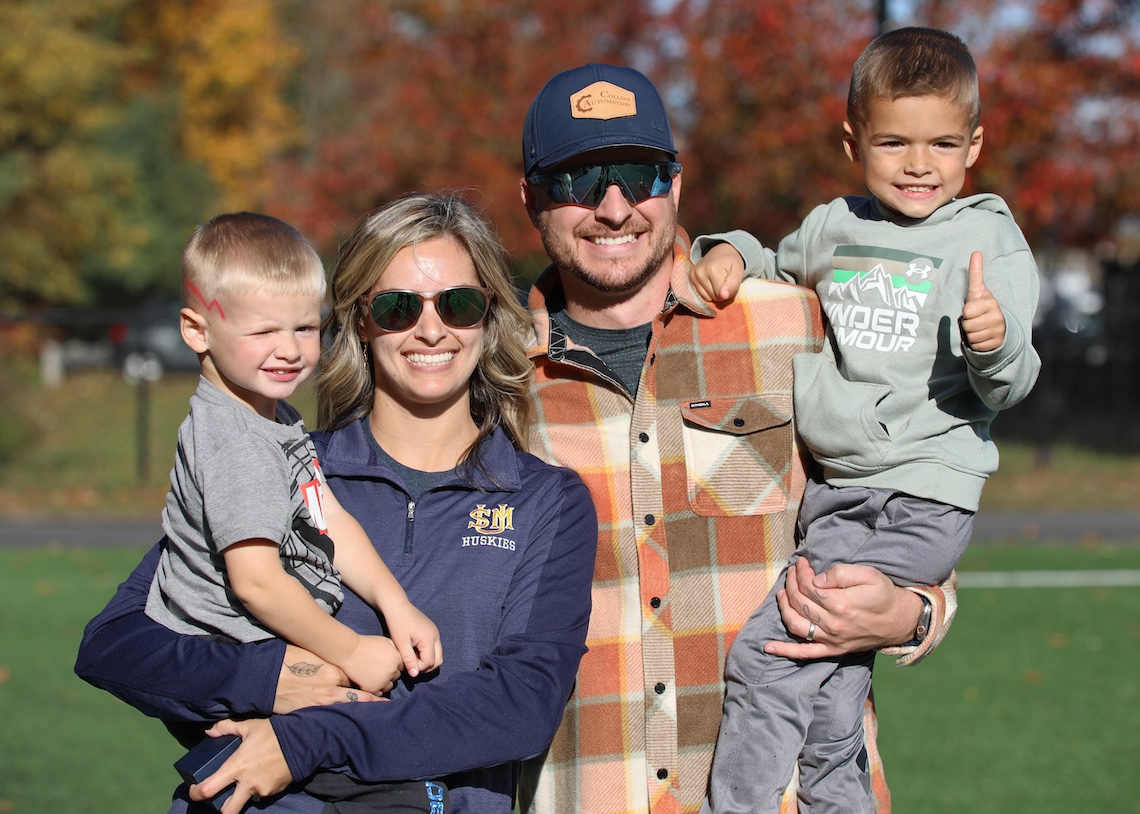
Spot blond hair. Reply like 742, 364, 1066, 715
317, 192, 534, 466
181, 212, 325, 313
847, 26, 981, 132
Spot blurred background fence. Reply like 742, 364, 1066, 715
1007, 244, 1140, 454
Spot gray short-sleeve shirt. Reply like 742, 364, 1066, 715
145, 377, 343, 642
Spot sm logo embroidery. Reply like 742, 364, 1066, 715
468, 503, 515, 535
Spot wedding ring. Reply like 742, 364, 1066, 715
806, 622, 817, 642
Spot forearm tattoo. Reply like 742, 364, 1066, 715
287, 661, 323, 677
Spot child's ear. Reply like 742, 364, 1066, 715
965, 125, 984, 168
842, 121, 860, 163
180, 307, 209, 354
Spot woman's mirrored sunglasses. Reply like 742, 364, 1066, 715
362, 286, 493, 333
527, 161, 682, 208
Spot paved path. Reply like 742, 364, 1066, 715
968, 511, 1140, 544
0, 511, 1137, 547
0, 517, 162, 548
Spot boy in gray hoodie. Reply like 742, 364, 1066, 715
690, 27, 1041, 814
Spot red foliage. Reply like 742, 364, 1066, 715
262, 0, 1139, 263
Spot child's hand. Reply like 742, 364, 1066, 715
691, 241, 746, 303
341, 634, 404, 695
960, 251, 1006, 352
384, 601, 443, 677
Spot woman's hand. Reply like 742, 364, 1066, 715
189, 719, 291, 814
764, 558, 923, 659
275, 644, 384, 713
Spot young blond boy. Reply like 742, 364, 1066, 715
690, 28, 1040, 813
146, 212, 441, 697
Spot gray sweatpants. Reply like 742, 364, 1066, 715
703, 474, 973, 814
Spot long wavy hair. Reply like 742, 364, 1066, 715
316, 191, 534, 470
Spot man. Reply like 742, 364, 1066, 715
516, 62, 954, 814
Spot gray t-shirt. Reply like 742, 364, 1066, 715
145, 377, 343, 643
551, 311, 651, 397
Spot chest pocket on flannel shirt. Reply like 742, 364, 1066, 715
679, 394, 793, 516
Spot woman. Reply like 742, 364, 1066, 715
75, 192, 598, 813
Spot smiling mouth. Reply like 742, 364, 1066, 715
406, 352, 455, 366
590, 234, 638, 246
898, 185, 937, 193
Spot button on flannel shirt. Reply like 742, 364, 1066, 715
519, 229, 954, 814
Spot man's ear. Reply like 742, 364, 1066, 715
965, 125, 984, 168
669, 169, 682, 210
180, 307, 209, 354
842, 121, 860, 163
520, 178, 541, 227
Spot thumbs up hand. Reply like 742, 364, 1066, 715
960, 251, 1005, 352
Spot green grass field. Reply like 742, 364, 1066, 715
1, 544, 1138, 813
1, 369, 1138, 811
0, 547, 181, 813
876, 544, 1140, 812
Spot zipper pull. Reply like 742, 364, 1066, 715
406, 501, 415, 523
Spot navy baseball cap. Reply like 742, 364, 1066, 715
522, 63, 676, 176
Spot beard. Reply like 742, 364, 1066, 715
537, 205, 677, 296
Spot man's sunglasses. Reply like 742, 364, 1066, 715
527, 161, 682, 208
362, 286, 493, 333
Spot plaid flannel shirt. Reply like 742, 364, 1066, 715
518, 229, 953, 814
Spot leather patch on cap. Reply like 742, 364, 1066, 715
570, 81, 637, 120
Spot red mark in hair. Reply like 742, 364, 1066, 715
184, 281, 226, 320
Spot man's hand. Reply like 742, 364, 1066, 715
274, 644, 383, 713
763, 558, 923, 659
190, 719, 291, 814
690, 241, 746, 303
960, 251, 1006, 352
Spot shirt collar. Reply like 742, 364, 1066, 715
312, 418, 522, 492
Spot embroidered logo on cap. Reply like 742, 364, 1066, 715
570, 81, 637, 120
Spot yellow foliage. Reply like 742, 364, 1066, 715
0, 0, 140, 305
154, 0, 302, 210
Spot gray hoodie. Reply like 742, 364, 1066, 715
695, 193, 1041, 511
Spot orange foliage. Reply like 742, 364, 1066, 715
256, 0, 1137, 261
966, 0, 1140, 246
264, 0, 661, 262
668, 0, 875, 246
122, 0, 303, 210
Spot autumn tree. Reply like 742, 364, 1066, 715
670, 0, 1140, 251
667, 0, 876, 247
0, 0, 140, 306
910, 0, 1140, 249
0, 0, 306, 307
9, 0, 1131, 311
119, 0, 304, 210
269, 0, 665, 268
